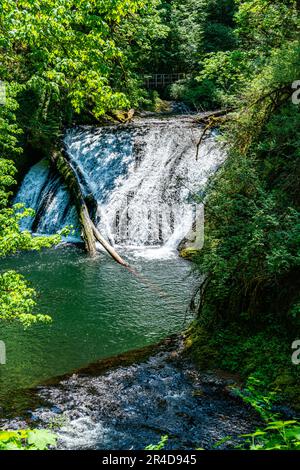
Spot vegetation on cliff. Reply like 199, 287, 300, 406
0, 0, 299, 414
0, 0, 165, 325
183, 0, 300, 407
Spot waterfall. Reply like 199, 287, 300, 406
15, 116, 225, 257
14, 159, 80, 240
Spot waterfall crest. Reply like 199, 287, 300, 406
15, 116, 225, 257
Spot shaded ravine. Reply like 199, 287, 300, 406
1, 338, 260, 450
2, 116, 260, 449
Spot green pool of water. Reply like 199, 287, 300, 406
0, 246, 195, 407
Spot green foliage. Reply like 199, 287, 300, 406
235, 0, 298, 51
0, 204, 61, 257
146, 0, 236, 76
234, 377, 300, 450
145, 435, 168, 450
233, 376, 278, 422
196, 106, 300, 325
172, 0, 299, 110
234, 375, 300, 450
172, 49, 253, 110
0, 429, 57, 450
0, 271, 52, 327
240, 421, 300, 450
0, 0, 165, 124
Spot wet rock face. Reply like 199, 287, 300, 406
14, 349, 260, 450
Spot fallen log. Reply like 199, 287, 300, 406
91, 221, 129, 267
50, 148, 128, 266
51, 149, 97, 256
193, 108, 233, 125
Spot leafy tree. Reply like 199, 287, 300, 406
0, 85, 62, 326
167, 0, 237, 107
0, 0, 165, 124
144, 0, 236, 75
172, 0, 299, 110
0, 0, 167, 327
188, 0, 300, 404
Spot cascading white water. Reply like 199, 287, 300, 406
14, 159, 80, 240
15, 116, 226, 257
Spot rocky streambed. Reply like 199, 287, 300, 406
1, 338, 260, 450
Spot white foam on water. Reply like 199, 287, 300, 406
15, 117, 226, 259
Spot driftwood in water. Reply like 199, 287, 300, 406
50, 149, 128, 266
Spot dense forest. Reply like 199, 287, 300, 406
0, 0, 300, 452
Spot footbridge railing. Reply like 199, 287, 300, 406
144, 73, 186, 89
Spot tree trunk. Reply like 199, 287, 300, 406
91, 221, 128, 267
51, 149, 97, 256
194, 108, 233, 160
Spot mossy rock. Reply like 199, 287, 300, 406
184, 322, 217, 368
112, 109, 135, 123
273, 372, 300, 410
179, 247, 200, 260
153, 98, 172, 113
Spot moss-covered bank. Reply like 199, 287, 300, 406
184, 320, 300, 410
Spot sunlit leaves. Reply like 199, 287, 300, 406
0, 0, 162, 117
235, 0, 299, 51
0, 271, 52, 327
240, 421, 300, 450
0, 429, 57, 450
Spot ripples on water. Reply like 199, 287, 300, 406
0, 245, 196, 407
0, 118, 255, 448
2, 341, 259, 450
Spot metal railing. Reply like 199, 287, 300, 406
144, 73, 186, 89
